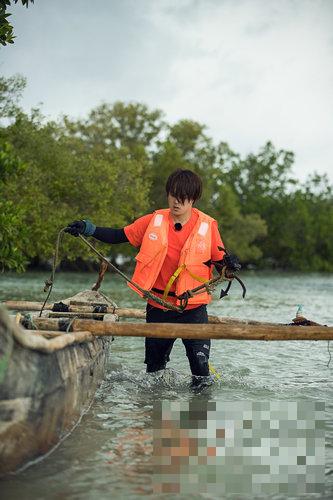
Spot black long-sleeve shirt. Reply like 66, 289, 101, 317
93, 227, 129, 244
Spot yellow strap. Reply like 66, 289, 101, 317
186, 269, 208, 284
209, 362, 222, 380
163, 264, 210, 300
163, 264, 186, 300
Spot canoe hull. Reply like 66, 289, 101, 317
0, 311, 111, 475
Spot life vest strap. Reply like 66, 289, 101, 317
162, 264, 209, 301
162, 264, 186, 300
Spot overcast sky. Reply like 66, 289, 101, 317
1, 0, 333, 182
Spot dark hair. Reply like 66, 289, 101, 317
165, 169, 202, 203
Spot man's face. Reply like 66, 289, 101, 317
167, 194, 193, 218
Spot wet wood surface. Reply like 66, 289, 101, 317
4, 300, 287, 324
30, 317, 333, 340
0, 301, 112, 475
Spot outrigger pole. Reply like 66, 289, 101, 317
18, 318, 333, 341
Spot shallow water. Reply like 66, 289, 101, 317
0, 270, 332, 499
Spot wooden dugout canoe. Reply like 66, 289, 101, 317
0, 291, 116, 476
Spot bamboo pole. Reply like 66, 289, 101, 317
4, 301, 53, 311
3, 301, 145, 319
48, 311, 106, 319
29, 317, 333, 340
3, 300, 279, 324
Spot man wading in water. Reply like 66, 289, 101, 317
66, 169, 240, 388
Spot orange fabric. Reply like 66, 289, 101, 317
124, 208, 225, 309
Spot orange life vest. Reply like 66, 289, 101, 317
128, 208, 214, 306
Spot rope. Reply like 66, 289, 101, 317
78, 234, 246, 308
42, 229, 241, 314
66, 317, 78, 333
39, 229, 184, 313
39, 227, 67, 317
78, 235, 188, 312
99, 290, 117, 309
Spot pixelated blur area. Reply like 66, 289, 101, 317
152, 400, 325, 495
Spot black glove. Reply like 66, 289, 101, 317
222, 253, 241, 272
64, 219, 96, 237
203, 253, 241, 273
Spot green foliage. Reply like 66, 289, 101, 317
65, 101, 164, 152
0, 141, 29, 270
0, 74, 332, 272
266, 176, 333, 271
206, 183, 268, 261
0, 0, 34, 46
0, 94, 154, 267
218, 141, 296, 215
0, 74, 26, 117
216, 141, 333, 270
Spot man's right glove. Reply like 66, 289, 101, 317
221, 253, 241, 273
64, 219, 96, 237
203, 253, 241, 273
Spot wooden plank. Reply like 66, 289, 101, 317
30, 317, 333, 340
4, 301, 280, 324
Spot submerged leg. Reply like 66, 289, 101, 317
183, 338, 214, 388
144, 337, 176, 372
183, 339, 211, 375
145, 304, 178, 373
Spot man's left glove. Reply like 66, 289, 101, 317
207, 253, 241, 274
221, 253, 241, 272
64, 219, 96, 237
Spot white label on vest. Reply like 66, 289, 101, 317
149, 232, 158, 240
153, 214, 163, 227
198, 221, 209, 236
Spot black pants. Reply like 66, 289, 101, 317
145, 304, 210, 376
